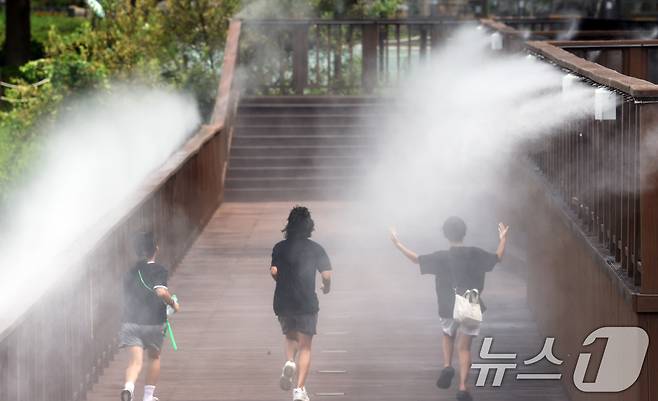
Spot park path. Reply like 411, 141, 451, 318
86, 201, 568, 401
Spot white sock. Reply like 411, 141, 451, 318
143, 385, 156, 401
123, 382, 135, 394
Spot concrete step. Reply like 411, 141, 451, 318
232, 134, 374, 147
227, 165, 367, 179
230, 145, 369, 158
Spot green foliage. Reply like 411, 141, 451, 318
0, 0, 239, 201
0, 11, 85, 48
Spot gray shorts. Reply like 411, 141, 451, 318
278, 313, 318, 336
119, 323, 166, 352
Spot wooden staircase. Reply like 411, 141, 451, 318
225, 96, 384, 201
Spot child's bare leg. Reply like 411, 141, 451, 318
442, 333, 455, 368
125, 346, 144, 384
285, 331, 299, 361
457, 334, 474, 391
145, 348, 161, 385
296, 333, 313, 388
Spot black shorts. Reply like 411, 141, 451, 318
278, 313, 318, 336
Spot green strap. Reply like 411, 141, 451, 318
137, 270, 152, 292
165, 321, 178, 351
137, 269, 178, 351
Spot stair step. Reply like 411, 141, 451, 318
235, 114, 375, 125
224, 187, 358, 202
232, 135, 374, 147
225, 176, 359, 190
237, 104, 382, 115
229, 156, 365, 168
227, 166, 366, 179
231, 145, 370, 158
235, 125, 376, 136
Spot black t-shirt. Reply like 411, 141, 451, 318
418, 246, 498, 318
122, 261, 169, 325
271, 238, 332, 316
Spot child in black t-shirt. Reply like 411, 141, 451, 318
270, 206, 332, 401
119, 232, 180, 401
390, 217, 509, 401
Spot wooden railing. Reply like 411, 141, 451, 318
551, 40, 658, 83
0, 19, 242, 401
527, 40, 658, 299
239, 18, 467, 95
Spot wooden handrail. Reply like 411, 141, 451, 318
526, 40, 658, 98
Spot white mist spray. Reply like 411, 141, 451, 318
0, 86, 200, 330
344, 27, 594, 253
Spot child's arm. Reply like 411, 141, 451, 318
496, 222, 510, 261
390, 227, 419, 264
320, 270, 332, 294
155, 287, 180, 313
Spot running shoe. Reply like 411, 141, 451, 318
279, 360, 297, 391
120, 389, 132, 401
456, 390, 473, 401
293, 387, 310, 401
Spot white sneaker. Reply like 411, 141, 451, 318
293, 387, 310, 401
279, 360, 296, 391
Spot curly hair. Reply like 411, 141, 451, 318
282, 206, 315, 239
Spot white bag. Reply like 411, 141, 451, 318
453, 289, 482, 327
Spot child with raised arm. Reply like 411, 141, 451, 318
270, 206, 332, 401
119, 232, 180, 401
390, 217, 509, 401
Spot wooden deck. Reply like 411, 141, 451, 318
87, 202, 569, 401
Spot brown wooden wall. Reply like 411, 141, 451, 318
513, 161, 658, 401
0, 19, 241, 401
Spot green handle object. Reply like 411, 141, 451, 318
166, 294, 179, 351
165, 320, 178, 351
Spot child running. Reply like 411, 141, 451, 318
390, 217, 509, 401
119, 232, 180, 401
270, 206, 333, 401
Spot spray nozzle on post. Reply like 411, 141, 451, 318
491, 32, 503, 51
594, 88, 617, 121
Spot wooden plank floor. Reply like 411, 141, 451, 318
87, 202, 569, 401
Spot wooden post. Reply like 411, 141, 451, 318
623, 48, 649, 81
430, 24, 444, 54
419, 26, 428, 60
292, 24, 309, 95
362, 24, 378, 94
640, 102, 658, 294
